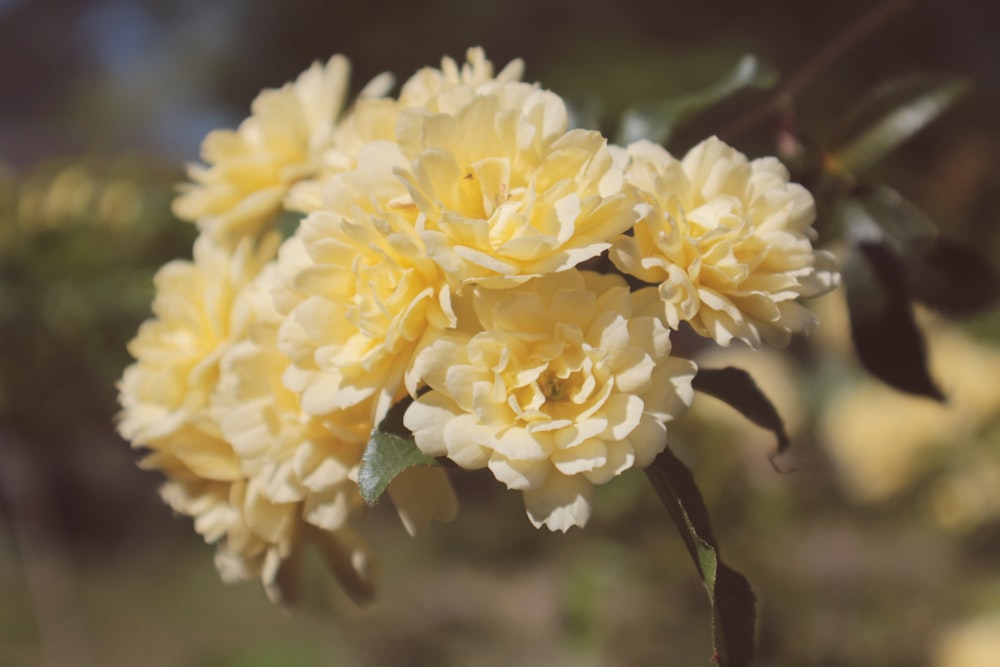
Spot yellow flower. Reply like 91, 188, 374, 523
214, 266, 370, 530
117, 233, 278, 479
119, 237, 381, 602
934, 614, 1000, 667
275, 143, 457, 423
394, 83, 639, 289
173, 55, 355, 245
397, 46, 525, 109
610, 137, 838, 348
287, 47, 523, 214
221, 264, 457, 538
151, 450, 376, 606
403, 270, 696, 531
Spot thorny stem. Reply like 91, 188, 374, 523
718, 0, 915, 141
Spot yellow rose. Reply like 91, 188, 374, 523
287, 47, 523, 215
221, 264, 457, 538
119, 237, 382, 602
404, 270, 696, 531
118, 233, 278, 478
397, 46, 525, 109
173, 56, 357, 245
275, 142, 457, 424
152, 452, 375, 606
214, 266, 370, 530
394, 83, 639, 289
610, 137, 838, 348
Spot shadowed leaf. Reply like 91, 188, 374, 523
906, 237, 1000, 317
848, 186, 1000, 317
358, 397, 439, 506
646, 447, 757, 667
693, 366, 790, 458
828, 74, 969, 174
850, 184, 937, 246
617, 54, 777, 146
842, 239, 943, 400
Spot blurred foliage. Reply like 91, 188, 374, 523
0, 157, 193, 544
3, 0, 1000, 665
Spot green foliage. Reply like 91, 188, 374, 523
0, 160, 190, 438
616, 55, 777, 147
845, 185, 1000, 317
827, 74, 970, 175
646, 448, 757, 667
907, 237, 1000, 317
837, 185, 999, 398
358, 397, 440, 506
842, 236, 943, 400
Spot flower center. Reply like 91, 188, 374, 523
539, 370, 567, 402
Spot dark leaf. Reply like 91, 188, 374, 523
847, 186, 1000, 317
276, 210, 306, 239
842, 239, 943, 400
357, 396, 439, 506
906, 237, 1000, 317
827, 74, 969, 175
693, 367, 790, 458
617, 55, 777, 146
849, 184, 937, 248
646, 448, 757, 667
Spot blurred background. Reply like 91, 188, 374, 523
3, 0, 1000, 665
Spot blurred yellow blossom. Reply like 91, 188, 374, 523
934, 614, 1000, 667
151, 450, 376, 606
173, 55, 356, 245
822, 318, 1000, 506
610, 137, 838, 348
404, 270, 695, 531
117, 233, 278, 476
286, 47, 523, 214
397, 46, 525, 109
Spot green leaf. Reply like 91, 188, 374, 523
842, 237, 943, 400
646, 448, 757, 667
847, 186, 1000, 317
617, 55, 778, 146
276, 209, 306, 239
692, 367, 790, 459
828, 74, 969, 175
357, 397, 439, 506
848, 184, 937, 247
906, 237, 1000, 317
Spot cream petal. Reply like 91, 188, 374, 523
551, 438, 608, 475
523, 473, 593, 532
487, 455, 550, 490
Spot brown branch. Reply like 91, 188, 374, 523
718, 0, 916, 141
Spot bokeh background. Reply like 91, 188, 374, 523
3, 0, 1000, 665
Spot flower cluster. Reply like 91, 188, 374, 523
118, 47, 837, 602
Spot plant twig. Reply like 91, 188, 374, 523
718, 0, 915, 140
